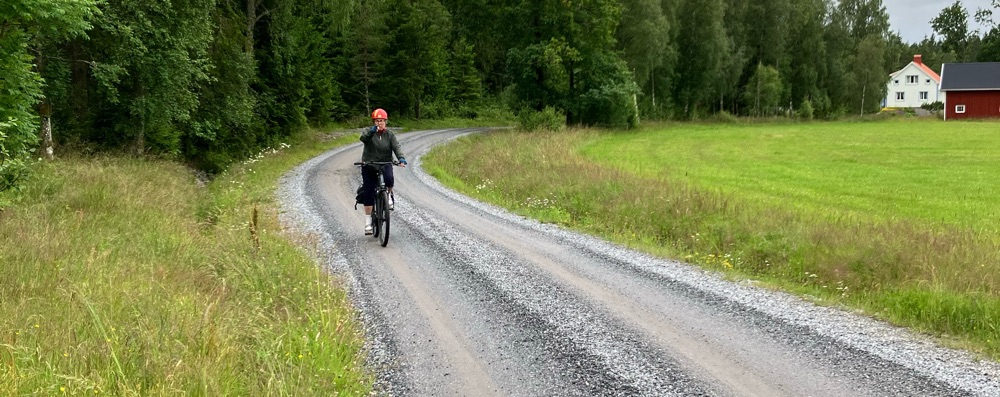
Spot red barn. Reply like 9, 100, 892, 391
940, 62, 1000, 120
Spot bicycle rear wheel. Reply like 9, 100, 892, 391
378, 191, 390, 247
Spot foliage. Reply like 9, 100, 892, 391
978, 27, 1000, 61
797, 98, 815, 120
850, 35, 889, 116
0, 0, 97, 190
3, 0, 998, 193
576, 53, 640, 128
921, 101, 945, 112
742, 63, 783, 117
517, 106, 565, 132
673, 0, 726, 119
932, 1, 970, 58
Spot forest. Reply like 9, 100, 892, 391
2, 0, 1000, 187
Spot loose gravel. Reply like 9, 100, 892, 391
278, 129, 1000, 396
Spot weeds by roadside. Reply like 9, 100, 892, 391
0, 132, 372, 395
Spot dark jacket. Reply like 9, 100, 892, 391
360, 126, 405, 163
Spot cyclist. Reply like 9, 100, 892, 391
360, 108, 406, 235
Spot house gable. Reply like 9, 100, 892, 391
885, 55, 943, 108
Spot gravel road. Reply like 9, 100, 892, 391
278, 128, 1000, 396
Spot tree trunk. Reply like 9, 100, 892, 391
39, 102, 54, 160
245, 0, 256, 55
861, 83, 866, 117
633, 93, 640, 126
35, 48, 55, 160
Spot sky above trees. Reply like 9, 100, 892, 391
886, 0, 992, 42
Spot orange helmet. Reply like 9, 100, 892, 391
371, 108, 388, 120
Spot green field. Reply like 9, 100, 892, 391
424, 119, 1000, 359
580, 120, 1000, 230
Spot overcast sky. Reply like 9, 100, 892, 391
884, 0, 995, 43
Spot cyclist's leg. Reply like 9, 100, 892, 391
361, 167, 377, 234
383, 164, 395, 210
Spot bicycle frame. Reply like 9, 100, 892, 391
355, 161, 399, 247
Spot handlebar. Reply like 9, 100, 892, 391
354, 161, 401, 166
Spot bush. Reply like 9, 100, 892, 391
517, 107, 565, 132
0, 119, 34, 196
707, 111, 740, 123
921, 101, 944, 112
797, 99, 815, 120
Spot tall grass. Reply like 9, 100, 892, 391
0, 131, 372, 395
423, 120, 1000, 359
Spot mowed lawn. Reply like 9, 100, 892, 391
424, 118, 1000, 359
579, 120, 1000, 231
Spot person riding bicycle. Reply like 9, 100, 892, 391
360, 108, 406, 235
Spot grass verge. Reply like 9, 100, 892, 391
0, 131, 372, 395
423, 120, 1000, 360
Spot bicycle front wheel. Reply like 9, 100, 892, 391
378, 191, 390, 247
371, 198, 381, 238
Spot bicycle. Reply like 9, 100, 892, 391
354, 161, 400, 247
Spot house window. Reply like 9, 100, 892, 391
919, 92, 929, 100
894, 80, 899, 85
906, 75, 919, 84
896, 92, 905, 101
956, 105, 966, 113
925, 79, 932, 84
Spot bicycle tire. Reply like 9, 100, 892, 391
378, 191, 390, 247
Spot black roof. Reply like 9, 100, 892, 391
940, 62, 1000, 91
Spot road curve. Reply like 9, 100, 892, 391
278, 128, 1000, 397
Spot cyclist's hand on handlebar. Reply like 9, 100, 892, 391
398, 158, 407, 167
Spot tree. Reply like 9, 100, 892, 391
344, 0, 390, 114
979, 27, 1000, 61
673, 0, 727, 118
742, 63, 783, 117
836, 0, 890, 41
380, 0, 453, 118
851, 35, 887, 116
615, 0, 671, 95
745, 0, 790, 67
0, 0, 96, 189
448, 36, 485, 106
786, 0, 828, 110
931, 0, 970, 60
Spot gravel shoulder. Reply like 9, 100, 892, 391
278, 128, 1000, 397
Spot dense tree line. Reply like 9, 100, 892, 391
2, 0, 1000, 188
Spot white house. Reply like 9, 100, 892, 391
883, 54, 944, 108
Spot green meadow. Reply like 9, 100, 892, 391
424, 119, 1000, 359
0, 132, 373, 396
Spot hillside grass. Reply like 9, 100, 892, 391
0, 131, 372, 395
423, 118, 1000, 359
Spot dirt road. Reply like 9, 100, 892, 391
279, 128, 1000, 396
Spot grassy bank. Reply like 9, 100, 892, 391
0, 131, 372, 395
423, 119, 1000, 359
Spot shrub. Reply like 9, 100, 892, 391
517, 107, 565, 132
921, 101, 944, 112
708, 111, 740, 124
797, 99, 815, 120
0, 119, 33, 196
